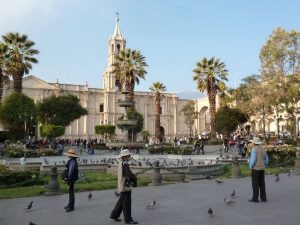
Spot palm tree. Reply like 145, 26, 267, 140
193, 57, 228, 139
0, 42, 9, 100
149, 82, 166, 143
2, 33, 39, 93
112, 48, 147, 102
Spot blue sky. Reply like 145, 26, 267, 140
0, 0, 299, 97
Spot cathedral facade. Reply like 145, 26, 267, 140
3, 18, 192, 140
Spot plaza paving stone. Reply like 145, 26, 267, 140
0, 172, 299, 225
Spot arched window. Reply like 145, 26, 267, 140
111, 44, 114, 53
117, 44, 120, 53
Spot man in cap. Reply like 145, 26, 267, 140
63, 149, 79, 212
110, 149, 138, 224
248, 137, 269, 203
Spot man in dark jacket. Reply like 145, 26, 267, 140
63, 149, 79, 212
110, 149, 138, 224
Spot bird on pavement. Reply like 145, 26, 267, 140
29, 222, 36, 225
224, 198, 235, 205
215, 179, 223, 184
230, 190, 235, 198
24, 201, 33, 210
88, 192, 92, 200
208, 208, 213, 217
146, 200, 156, 209
275, 176, 280, 182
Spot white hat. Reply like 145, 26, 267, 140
249, 137, 263, 145
119, 149, 132, 158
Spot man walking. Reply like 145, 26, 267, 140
110, 149, 138, 224
248, 137, 269, 203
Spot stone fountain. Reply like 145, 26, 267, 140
106, 86, 145, 149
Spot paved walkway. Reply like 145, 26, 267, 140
1, 172, 299, 225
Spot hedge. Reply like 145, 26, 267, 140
0, 171, 40, 187
264, 145, 296, 165
94, 143, 107, 150
4, 146, 57, 158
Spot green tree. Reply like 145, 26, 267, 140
260, 28, 300, 138
149, 82, 166, 143
140, 130, 150, 142
216, 106, 248, 135
260, 27, 300, 80
193, 57, 228, 139
113, 48, 148, 102
0, 92, 37, 139
37, 94, 88, 126
40, 124, 65, 139
0, 43, 9, 100
127, 110, 144, 141
95, 125, 116, 141
117, 109, 144, 141
179, 101, 198, 137
2, 33, 39, 93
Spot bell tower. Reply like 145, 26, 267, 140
103, 13, 126, 91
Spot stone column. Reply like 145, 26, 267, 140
45, 166, 61, 196
152, 160, 162, 186
231, 156, 241, 178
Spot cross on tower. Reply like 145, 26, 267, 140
116, 12, 120, 21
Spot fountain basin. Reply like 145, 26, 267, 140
117, 100, 135, 107
106, 141, 145, 149
115, 120, 137, 126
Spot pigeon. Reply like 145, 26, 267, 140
208, 208, 213, 217
25, 201, 33, 210
215, 179, 223, 184
146, 200, 156, 209
43, 158, 48, 164
230, 190, 235, 198
114, 190, 120, 197
29, 222, 36, 225
275, 176, 280, 182
274, 173, 279, 177
224, 198, 235, 205
88, 193, 92, 200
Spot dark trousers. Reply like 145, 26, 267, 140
111, 191, 132, 223
68, 182, 75, 209
251, 170, 267, 201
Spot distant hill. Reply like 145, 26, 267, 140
176, 90, 205, 100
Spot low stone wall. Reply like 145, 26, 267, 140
107, 163, 224, 182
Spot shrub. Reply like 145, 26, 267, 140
283, 139, 297, 146
147, 146, 193, 155
0, 171, 40, 187
205, 140, 223, 145
4, 146, 57, 158
264, 145, 296, 166
94, 143, 107, 150
40, 124, 65, 139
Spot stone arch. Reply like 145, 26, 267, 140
160, 126, 165, 142
199, 106, 210, 133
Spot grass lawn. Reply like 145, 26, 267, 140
0, 172, 151, 199
223, 163, 292, 178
